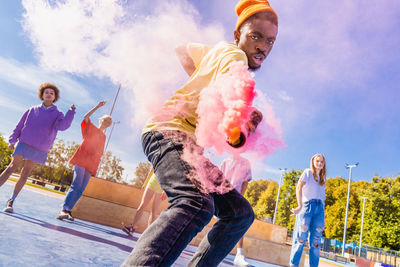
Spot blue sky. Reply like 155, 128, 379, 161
0, 0, 399, 183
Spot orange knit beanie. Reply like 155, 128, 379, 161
235, 0, 278, 30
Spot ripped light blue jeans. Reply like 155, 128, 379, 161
290, 199, 325, 267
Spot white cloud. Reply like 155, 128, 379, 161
262, 0, 400, 129
104, 145, 148, 183
0, 94, 27, 113
21, 0, 226, 127
276, 90, 293, 102
120, 161, 140, 184
261, 165, 283, 176
252, 161, 283, 181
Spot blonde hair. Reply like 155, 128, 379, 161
99, 115, 112, 123
310, 153, 326, 186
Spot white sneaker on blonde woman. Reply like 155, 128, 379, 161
56, 210, 74, 221
234, 254, 249, 266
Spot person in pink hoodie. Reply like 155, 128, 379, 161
0, 83, 75, 213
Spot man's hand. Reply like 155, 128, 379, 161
70, 104, 76, 109
247, 108, 263, 134
9, 144, 15, 150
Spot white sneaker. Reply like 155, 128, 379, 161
3, 199, 14, 213
56, 210, 73, 221
234, 254, 249, 266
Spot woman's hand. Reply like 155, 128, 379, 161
70, 104, 76, 109
9, 143, 15, 150
97, 100, 107, 107
291, 206, 302, 215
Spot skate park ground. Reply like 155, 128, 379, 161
0, 181, 279, 267
0, 180, 354, 267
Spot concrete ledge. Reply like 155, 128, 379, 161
243, 238, 299, 267
80, 177, 169, 210
246, 218, 287, 244
73, 177, 306, 266
189, 219, 304, 267
72, 196, 154, 233
77, 178, 286, 241
73, 195, 287, 244
73, 196, 304, 266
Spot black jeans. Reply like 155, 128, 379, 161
121, 131, 255, 267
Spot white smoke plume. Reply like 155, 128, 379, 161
21, 0, 226, 126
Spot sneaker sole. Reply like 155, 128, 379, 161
3, 208, 13, 213
122, 227, 134, 237
233, 262, 250, 267
56, 214, 70, 220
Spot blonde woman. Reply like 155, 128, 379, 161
290, 154, 326, 267
57, 100, 112, 221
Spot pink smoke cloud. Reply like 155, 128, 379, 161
195, 61, 285, 158
174, 61, 285, 194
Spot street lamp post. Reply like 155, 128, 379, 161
96, 121, 120, 177
104, 121, 120, 154
109, 84, 121, 117
359, 196, 368, 257
95, 84, 121, 177
342, 162, 359, 256
273, 168, 287, 224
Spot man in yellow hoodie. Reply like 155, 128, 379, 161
122, 1, 278, 266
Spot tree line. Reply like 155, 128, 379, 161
245, 169, 400, 251
0, 135, 124, 185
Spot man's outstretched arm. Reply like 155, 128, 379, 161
175, 45, 196, 76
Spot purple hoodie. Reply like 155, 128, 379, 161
9, 104, 76, 152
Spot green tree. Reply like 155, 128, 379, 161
275, 169, 302, 230
244, 179, 270, 207
362, 176, 400, 250
0, 135, 12, 173
98, 150, 124, 182
244, 168, 400, 251
253, 180, 278, 220
29, 138, 125, 185
31, 139, 78, 185
49, 139, 78, 184
131, 161, 152, 187
348, 180, 369, 243
324, 177, 362, 242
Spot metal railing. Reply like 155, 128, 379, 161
286, 231, 399, 267
354, 245, 399, 267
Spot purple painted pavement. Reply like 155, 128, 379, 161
0, 182, 277, 267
